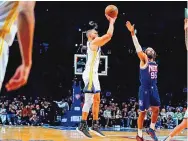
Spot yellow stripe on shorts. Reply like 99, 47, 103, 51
0, 2, 19, 57
88, 51, 97, 91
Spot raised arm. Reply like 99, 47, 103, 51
91, 15, 116, 48
6, 1, 35, 91
184, 18, 188, 50
126, 21, 147, 63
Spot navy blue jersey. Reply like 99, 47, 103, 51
140, 61, 158, 88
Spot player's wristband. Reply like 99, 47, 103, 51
132, 35, 142, 52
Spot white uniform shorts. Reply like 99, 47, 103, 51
0, 38, 9, 92
82, 71, 101, 94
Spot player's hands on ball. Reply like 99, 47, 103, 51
126, 21, 135, 33
6, 64, 31, 91
105, 14, 117, 24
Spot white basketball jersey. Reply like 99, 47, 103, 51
0, 1, 19, 46
84, 41, 101, 75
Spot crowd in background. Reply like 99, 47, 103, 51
0, 94, 187, 129
0, 95, 59, 126
88, 96, 187, 129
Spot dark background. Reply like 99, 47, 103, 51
1, 1, 187, 105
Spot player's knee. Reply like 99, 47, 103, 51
139, 111, 147, 116
84, 98, 93, 107
82, 100, 93, 113
82, 93, 94, 112
93, 94, 100, 103
152, 107, 159, 114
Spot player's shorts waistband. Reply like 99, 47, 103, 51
139, 85, 157, 89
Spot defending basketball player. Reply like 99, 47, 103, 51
162, 10, 188, 141
126, 21, 160, 141
0, 1, 35, 93
76, 15, 116, 138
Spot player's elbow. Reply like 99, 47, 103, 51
106, 33, 112, 40
18, 2, 35, 20
18, 9, 35, 24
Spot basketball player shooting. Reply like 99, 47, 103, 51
0, 1, 35, 93
126, 21, 160, 141
76, 15, 116, 138
162, 9, 188, 141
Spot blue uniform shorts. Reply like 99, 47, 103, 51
138, 86, 161, 111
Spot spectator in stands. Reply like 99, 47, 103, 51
174, 108, 183, 124
128, 107, 137, 128
7, 104, 16, 125
115, 107, 122, 126
122, 105, 128, 127
166, 107, 175, 118
54, 98, 69, 113
22, 105, 32, 125
0, 104, 7, 125
15, 110, 22, 125
29, 111, 40, 126
165, 115, 175, 129
103, 106, 112, 128
160, 108, 167, 128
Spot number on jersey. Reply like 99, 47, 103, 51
151, 72, 157, 79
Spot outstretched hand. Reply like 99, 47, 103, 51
6, 64, 31, 91
126, 21, 135, 33
105, 14, 117, 24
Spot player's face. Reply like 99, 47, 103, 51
145, 48, 156, 59
90, 30, 98, 39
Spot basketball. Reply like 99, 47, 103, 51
105, 5, 118, 18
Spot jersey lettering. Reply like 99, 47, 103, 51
149, 65, 158, 79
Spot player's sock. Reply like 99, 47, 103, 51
92, 93, 100, 120
151, 107, 159, 129
82, 112, 89, 120
138, 129, 143, 137
137, 111, 146, 138
150, 122, 156, 130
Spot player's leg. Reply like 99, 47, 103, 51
76, 75, 93, 138
82, 93, 94, 120
0, 40, 9, 94
146, 88, 160, 141
92, 93, 100, 121
137, 110, 147, 137
163, 118, 187, 141
136, 87, 149, 141
77, 93, 93, 138
150, 106, 159, 130
90, 75, 105, 137
163, 110, 188, 141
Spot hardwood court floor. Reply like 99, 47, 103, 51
0, 126, 187, 141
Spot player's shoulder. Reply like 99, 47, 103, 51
89, 41, 99, 51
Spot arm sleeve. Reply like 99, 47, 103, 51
132, 35, 142, 52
